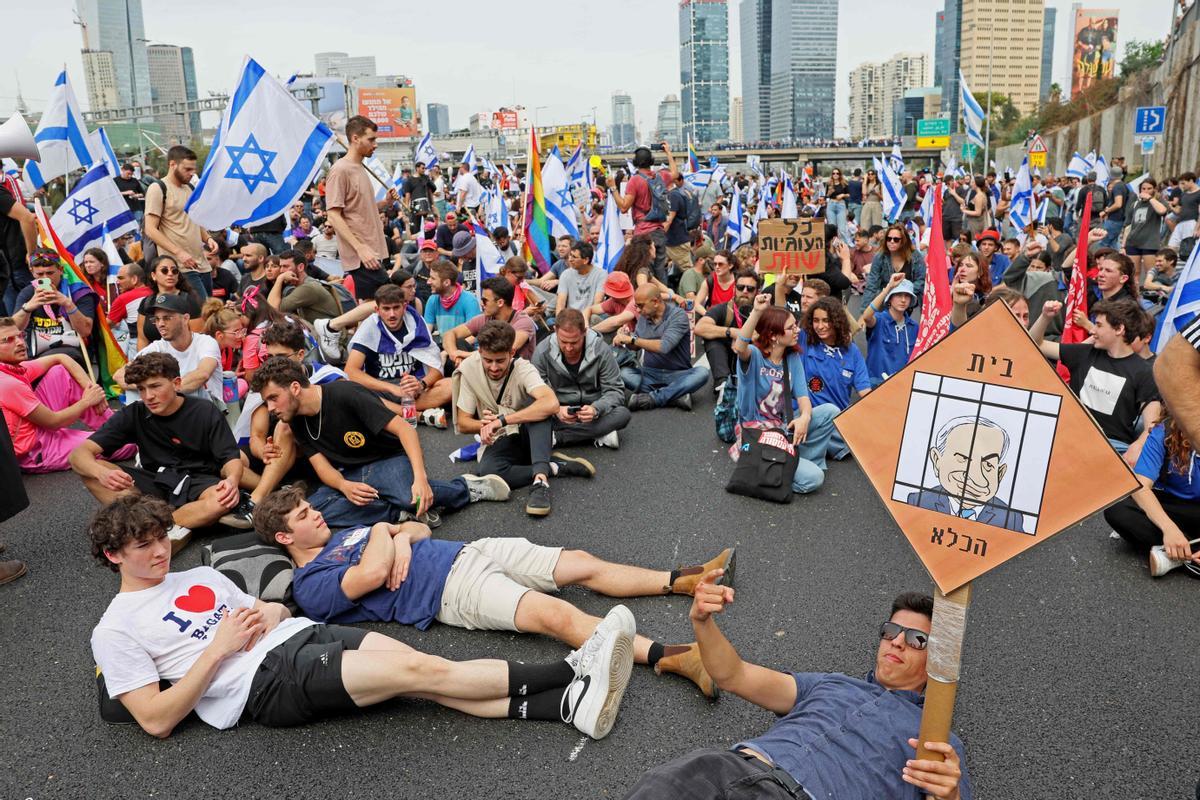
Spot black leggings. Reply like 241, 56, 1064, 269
476, 418, 553, 489
1103, 490, 1200, 554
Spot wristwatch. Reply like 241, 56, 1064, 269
498, 414, 508, 428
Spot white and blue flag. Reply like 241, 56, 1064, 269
595, 191, 625, 272
462, 144, 476, 171
414, 132, 438, 170
541, 148, 580, 240
781, 172, 798, 219
888, 144, 905, 175
471, 221, 506, 298
352, 308, 442, 381
363, 156, 393, 203
919, 182, 936, 228
484, 187, 509, 231
27, 70, 96, 189
566, 144, 589, 199
959, 70, 986, 149
726, 185, 744, 250
89, 128, 121, 177
1151, 242, 1200, 353
876, 156, 905, 223
101, 222, 124, 284
1066, 152, 1090, 179
49, 162, 137, 256
1008, 158, 1034, 231
1094, 154, 1110, 187
185, 57, 334, 229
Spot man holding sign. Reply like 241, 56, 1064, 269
623, 569, 970, 799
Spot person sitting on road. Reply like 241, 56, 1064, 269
555, 241, 608, 317
70, 353, 255, 550
266, 249, 342, 326
623, 577, 971, 799
0, 316, 135, 473
618, 284, 710, 412
443, 276, 537, 364
250, 355, 509, 532
10, 247, 98, 368
695, 270, 759, 396
346, 283, 449, 427
453, 320, 594, 517
258, 486, 735, 699
423, 259, 482, 343
800, 296, 871, 461
89, 494, 637, 741
117, 292, 225, 404
531, 309, 631, 450
859, 273, 918, 388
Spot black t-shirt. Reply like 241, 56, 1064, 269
847, 179, 863, 204
292, 380, 401, 468
1107, 182, 1129, 223
827, 182, 849, 201
435, 223, 458, 253
210, 268, 240, 302
113, 175, 145, 212
904, 182, 919, 212
405, 174, 435, 207
783, 288, 803, 320
1077, 184, 1108, 214
666, 188, 690, 247
137, 291, 203, 343
1059, 344, 1159, 444
90, 396, 239, 476
1178, 188, 1200, 223
0, 185, 27, 278
941, 186, 966, 223
703, 301, 747, 330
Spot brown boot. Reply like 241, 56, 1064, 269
654, 643, 719, 700
0, 559, 27, 586
669, 548, 736, 596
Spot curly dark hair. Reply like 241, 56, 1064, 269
253, 485, 308, 546
613, 235, 653, 280
250, 354, 310, 393
124, 352, 181, 385
803, 296, 853, 349
89, 495, 174, 572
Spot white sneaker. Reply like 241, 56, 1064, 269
313, 318, 344, 363
461, 473, 511, 502
565, 605, 637, 673
560, 605, 635, 740
1149, 545, 1183, 577
593, 431, 620, 449
420, 408, 447, 429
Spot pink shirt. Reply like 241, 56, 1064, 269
0, 359, 51, 456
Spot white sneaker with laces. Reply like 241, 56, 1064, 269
560, 604, 635, 740
461, 473, 511, 502
420, 408, 447, 429
313, 318, 344, 362
593, 431, 620, 449
565, 605, 637, 673
1149, 545, 1183, 577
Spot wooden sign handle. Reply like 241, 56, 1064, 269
916, 582, 972, 761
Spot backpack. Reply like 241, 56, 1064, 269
639, 170, 670, 223
684, 190, 703, 231
323, 280, 356, 314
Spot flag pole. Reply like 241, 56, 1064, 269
983, 23, 994, 174
916, 582, 972, 762
334, 134, 390, 192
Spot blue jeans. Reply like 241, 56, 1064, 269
622, 364, 711, 407
1100, 218, 1124, 250
826, 428, 851, 460
1107, 437, 1130, 455
792, 404, 837, 493
183, 271, 212, 301
308, 453, 471, 530
826, 200, 848, 242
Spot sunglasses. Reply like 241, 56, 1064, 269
880, 621, 929, 650
735, 284, 757, 293
158, 266, 181, 275
885, 236, 904, 243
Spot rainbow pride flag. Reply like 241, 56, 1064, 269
522, 128, 553, 274
33, 202, 128, 398
687, 139, 700, 174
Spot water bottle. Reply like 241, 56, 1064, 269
222, 370, 241, 427
401, 394, 417, 421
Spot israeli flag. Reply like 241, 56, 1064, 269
463, 144, 476, 171
1125, 171, 1150, 195
780, 172, 798, 219
889, 144, 905, 174
625, 159, 636, 177
185, 57, 333, 229
876, 156, 905, 223
753, 183, 771, 234
1066, 152, 1090, 179
414, 132, 438, 170
1094, 155, 1110, 187
919, 182, 936, 228
595, 191, 625, 272
101, 222, 124, 284
89, 128, 121, 177
27, 70, 96, 188
1151, 241, 1200, 353
471, 221, 506, 299
485, 188, 509, 231
959, 70, 986, 149
1084, 150, 1097, 169
1008, 158, 1034, 230
685, 168, 714, 191
49, 162, 137, 256
364, 156, 393, 203
726, 185, 744, 250
541, 148, 580, 239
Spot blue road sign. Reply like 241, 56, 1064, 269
1134, 106, 1166, 136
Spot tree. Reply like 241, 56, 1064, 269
1120, 39, 1166, 77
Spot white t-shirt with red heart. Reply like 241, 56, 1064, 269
91, 566, 314, 729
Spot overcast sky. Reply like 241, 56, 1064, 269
0, 0, 1174, 138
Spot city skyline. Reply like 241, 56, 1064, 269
0, 0, 1173, 141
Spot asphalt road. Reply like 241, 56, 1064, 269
1, 394, 1196, 800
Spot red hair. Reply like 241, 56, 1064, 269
753, 306, 799, 353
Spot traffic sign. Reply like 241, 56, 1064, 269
961, 142, 978, 161
1027, 134, 1047, 154
1141, 137, 1156, 155
918, 135, 951, 149
917, 118, 952, 138
1134, 106, 1167, 136
1028, 151, 1047, 168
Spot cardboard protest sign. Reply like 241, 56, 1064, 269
757, 219, 825, 275
835, 301, 1140, 593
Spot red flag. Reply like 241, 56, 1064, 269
909, 183, 952, 361
1056, 191, 1093, 380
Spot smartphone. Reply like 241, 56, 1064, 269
567, 405, 581, 415
34, 278, 52, 293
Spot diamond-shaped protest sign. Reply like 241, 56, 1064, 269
836, 301, 1139, 594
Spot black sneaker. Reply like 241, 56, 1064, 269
526, 479, 551, 517
219, 493, 255, 530
673, 393, 693, 411
551, 451, 596, 478
627, 392, 655, 411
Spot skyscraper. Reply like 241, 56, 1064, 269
81, 49, 121, 111
768, 0, 838, 141
959, 0, 1045, 114
937, 0, 963, 126
655, 94, 683, 147
147, 43, 199, 143
427, 103, 450, 135
314, 52, 377, 82
1040, 7, 1057, 102
610, 91, 635, 149
934, 11, 946, 87
849, 53, 930, 139
730, 97, 743, 143
679, 0, 730, 144
76, 0, 152, 110
739, 0, 772, 142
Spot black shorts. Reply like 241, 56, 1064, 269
1124, 246, 1158, 257
349, 264, 389, 301
124, 466, 221, 508
245, 624, 368, 727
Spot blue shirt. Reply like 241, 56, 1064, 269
736, 346, 806, 425
866, 313, 918, 387
635, 302, 693, 372
985, 253, 1011, 288
1134, 424, 1200, 501
292, 527, 465, 630
423, 290, 482, 338
736, 671, 972, 800
801, 342, 871, 411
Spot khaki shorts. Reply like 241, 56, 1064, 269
436, 538, 563, 631
666, 243, 693, 271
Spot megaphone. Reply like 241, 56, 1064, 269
0, 114, 40, 161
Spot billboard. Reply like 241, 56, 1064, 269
492, 109, 519, 130
1071, 9, 1119, 97
357, 87, 419, 138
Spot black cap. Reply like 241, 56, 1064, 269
146, 293, 190, 314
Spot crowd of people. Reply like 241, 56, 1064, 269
2, 112, 1199, 799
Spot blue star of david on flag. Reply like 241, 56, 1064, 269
224, 133, 278, 193
67, 196, 100, 226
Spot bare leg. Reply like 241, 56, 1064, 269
513, 590, 653, 665
172, 485, 232, 529
340, 649, 511, 707
403, 692, 510, 718
552, 549, 670, 597
418, 379, 453, 411
80, 474, 134, 505
249, 440, 296, 505
238, 451, 261, 491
